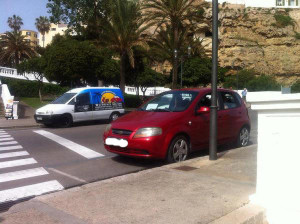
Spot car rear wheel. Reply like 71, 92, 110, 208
60, 115, 73, 128
237, 126, 250, 147
109, 112, 120, 123
167, 135, 189, 163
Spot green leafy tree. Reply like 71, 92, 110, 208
35, 16, 51, 47
137, 67, 166, 98
7, 15, 23, 32
17, 57, 47, 101
182, 57, 226, 87
47, 0, 110, 40
43, 36, 105, 86
291, 80, 300, 93
247, 75, 280, 91
0, 32, 36, 67
143, 0, 206, 89
100, 0, 150, 93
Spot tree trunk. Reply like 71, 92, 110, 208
120, 52, 126, 94
172, 26, 179, 89
38, 82, 43, 102
42, 35, 45, 48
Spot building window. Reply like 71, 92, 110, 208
26, 32, 31, 36
34, 34, 37, 38
51, 28, 56, 31
288, 0, 299, 6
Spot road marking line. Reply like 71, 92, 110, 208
48, 168, 88, 184
0, 135, 11, 138
0, 141, 18, 146
0, 158, 37, 169
0, 151, 29, 159
0, 180, 64, 203
0, 145, 23, 151
0, 137, 14, 142
0, 167, 49, 183
34, 130, 104, 159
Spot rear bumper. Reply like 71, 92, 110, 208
34, 114, 62, 124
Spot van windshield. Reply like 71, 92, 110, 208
52, 93, 76, 104
139, 91, 198, 112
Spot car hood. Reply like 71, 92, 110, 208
111, 110, 182, 131
36, 104, 65, 114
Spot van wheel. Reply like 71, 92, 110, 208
109, 112, 120, 123
167, 135, 189, 163
60, 115, 73, 128
236, 126, 250, 147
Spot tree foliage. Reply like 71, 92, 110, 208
7, 15, 23, 32
35, 16, 51, 47
17, 57, 47, 101
182, 57, 226, 87
0, 32, 36, 67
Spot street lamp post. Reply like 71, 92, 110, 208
209, 0, 218, 161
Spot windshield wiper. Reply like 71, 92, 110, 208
153, 109, 171, 112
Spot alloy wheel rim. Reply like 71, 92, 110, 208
172, 139, 188, 162
112, 114, 119, 121
240, 128, 249, 146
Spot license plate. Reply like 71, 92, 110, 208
105, 138, 128, 148
36, 117, 42, 121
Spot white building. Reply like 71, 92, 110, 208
205, 0, 300, 8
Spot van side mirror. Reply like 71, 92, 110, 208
196, 106, 210, 115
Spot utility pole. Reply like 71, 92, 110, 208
209, 0, 218, 161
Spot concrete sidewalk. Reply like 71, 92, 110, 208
0, 145, 265, 224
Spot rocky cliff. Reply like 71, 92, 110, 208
203, 5, 300, 83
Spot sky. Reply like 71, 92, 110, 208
0, 0, 50, 33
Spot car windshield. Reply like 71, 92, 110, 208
139, 91, 198, 112
52, 93, 76, 104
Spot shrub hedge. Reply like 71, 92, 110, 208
0, 77, 69, 98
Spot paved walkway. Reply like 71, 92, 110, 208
0, 145, 265, 224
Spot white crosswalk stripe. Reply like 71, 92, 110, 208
0, 151, 29, 159
0, 145, 23, 151
0, 180, 64, 203
0, 137, 14, 142
0, 135, 11, 138
0, 131, 64, 206
0, 167, 48, 183
0, 158, 37, 169
0, 141, 18, 146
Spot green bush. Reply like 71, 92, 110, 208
273, 14, 294, 28
0, 77, 69, 98
291, 80, 300, 93
295, 32, 300, 40
124, 94, 142, 108
223, 70, 280, 91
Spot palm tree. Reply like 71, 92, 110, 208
7, 15, 23, 32
0, 32, 36, 67
143, 0, 206, 88
35, 16, 51, 47
100, 0, 150, 93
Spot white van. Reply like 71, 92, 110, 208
34, 87, 125, 127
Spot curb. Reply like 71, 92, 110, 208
0, 124, 42, 130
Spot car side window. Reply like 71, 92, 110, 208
76, 92, 90, 106
221, 92, 239, 110
196, 93, 219, 110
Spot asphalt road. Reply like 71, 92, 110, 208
0, 109, 257, 212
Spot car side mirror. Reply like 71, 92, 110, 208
196, 106, 210, 115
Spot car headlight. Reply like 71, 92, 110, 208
133, 127, 162, 139
104, 124, 112, 135
45, 110, 53, 115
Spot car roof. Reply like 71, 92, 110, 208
170, 88, 233, 93
67, 87, 121, 94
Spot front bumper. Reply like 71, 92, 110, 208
103, 134, 167, 159
34, 114, 62, 124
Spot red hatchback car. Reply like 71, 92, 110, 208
103, 88, 250, 163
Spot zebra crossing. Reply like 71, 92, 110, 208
0, 129, 64, 206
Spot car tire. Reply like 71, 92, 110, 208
60, 114, 73, 128
236, 126, 250, 147
167, 135, 189, 163
109, 112, 120, 123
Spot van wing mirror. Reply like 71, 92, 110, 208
196, 106, 210, 115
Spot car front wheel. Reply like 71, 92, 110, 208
167, 135, 189, 163
109, 112, 120, 123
